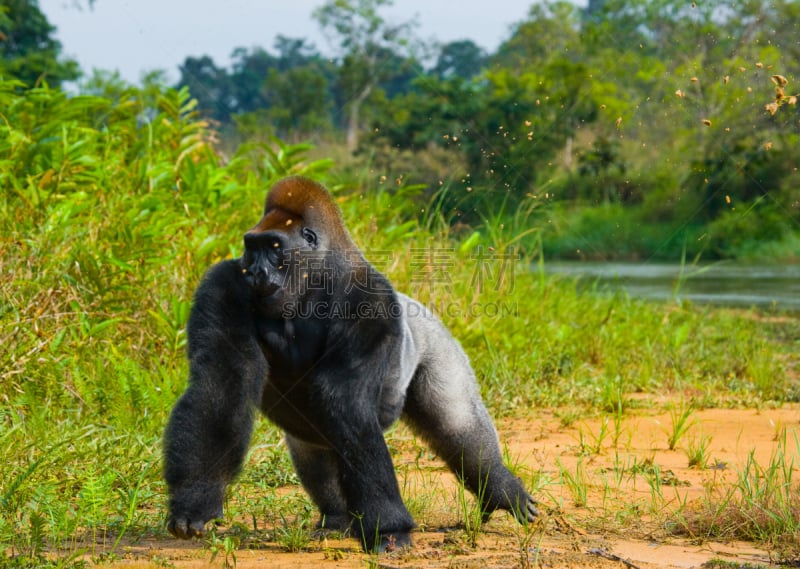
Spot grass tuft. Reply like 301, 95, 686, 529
675, 433, 800, 555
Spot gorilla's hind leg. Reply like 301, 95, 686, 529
403, 364, 538, 524
285, 435, 349, 531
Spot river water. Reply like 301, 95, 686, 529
543, 262, 800, 310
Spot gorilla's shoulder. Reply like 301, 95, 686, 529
186, 259, 255, 345
201, 258, 243, 280
193, 259, 250, 307
394, 293, 434, 320
394, 292, 456, 353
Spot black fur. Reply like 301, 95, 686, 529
163, 177, 537, 551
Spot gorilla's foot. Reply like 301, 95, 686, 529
373, 531, 412, 553
315, 512, 351, 532
167, 515, 217, 539
479, 476, 539, 525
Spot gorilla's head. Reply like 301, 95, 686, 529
240, 176, 359, 304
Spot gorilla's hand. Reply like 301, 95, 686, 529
518, 492, 540, 523
167, 515, 210, 539
494, 488, 539, 524
480, 475, 539, 524
165, 483, 223, 539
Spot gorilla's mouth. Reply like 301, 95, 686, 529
241, 264, 281, 298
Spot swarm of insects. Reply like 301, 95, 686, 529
766, 74, 797, 115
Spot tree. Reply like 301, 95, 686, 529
0, 0, 80, 87
273, 35, 319, 71
370, 57, 598, 206
313, 0, 419, 152
264, 65, 332, 138
431, 40, 487, 80
263, 36, 336, 137
492, 1, 582, 69
229, 46, 276, 113
583, 0, 606, 23
490, 2, 598, 170
176, 55, 233, 122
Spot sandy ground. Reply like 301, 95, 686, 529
92, 405, 799, 569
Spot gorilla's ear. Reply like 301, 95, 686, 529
301, 227, 318, 249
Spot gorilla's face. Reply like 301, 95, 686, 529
241, 230, 290, 298
238, 177, 348, 316
241, 222, 319, 302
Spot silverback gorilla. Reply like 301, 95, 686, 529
163, 176, 537, 551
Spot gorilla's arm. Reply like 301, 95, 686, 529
163, 260, 267, 539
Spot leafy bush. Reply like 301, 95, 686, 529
538, 203, 694, 260
706, 203, 794, 258
0, 79, 331, 563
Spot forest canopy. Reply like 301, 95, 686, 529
5, 0, 800, 260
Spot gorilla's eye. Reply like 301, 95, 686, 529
301, 227, 318, 248
264, 239, 283, 267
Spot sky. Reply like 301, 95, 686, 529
38, 0, 579, 84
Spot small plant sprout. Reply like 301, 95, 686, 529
610, 399, 628, 449
770, 418, 786, 443
685, 433, 713, 469
456, 470, 489, 548
206, 526, 240, 569
513, 499, 547, 569
275, 513, 313, 553
559, 458, 588, 508
666, 402, 696, 450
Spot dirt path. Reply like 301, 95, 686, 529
95, 406, 798, 569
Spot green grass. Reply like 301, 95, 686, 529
536, 199, 800, 262
665, 402, 696, 451
685, 433, 713, 469
558, 458, 589, 508
1, 79, 799, 566
675, 432, 800, 555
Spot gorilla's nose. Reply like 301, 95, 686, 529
248, 265, 280, 297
